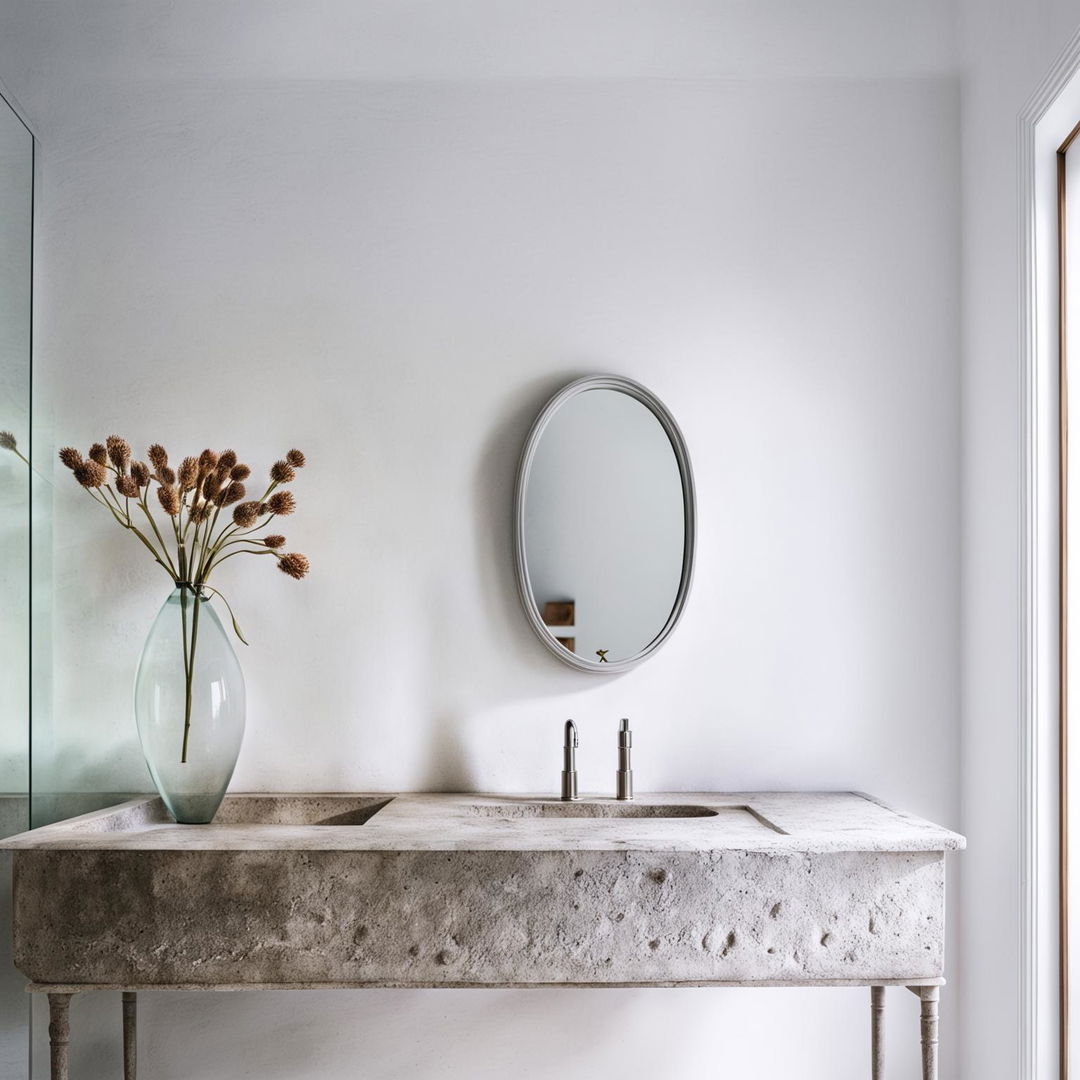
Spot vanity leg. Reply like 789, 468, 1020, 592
870, 986, 885, 1079
123, 991, 137, 1079
47, 993, 73, 1080
916, 986, 939, 1080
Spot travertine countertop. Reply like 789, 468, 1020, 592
4, 791, 965, 854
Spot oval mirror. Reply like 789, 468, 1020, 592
513, 375, 696, 672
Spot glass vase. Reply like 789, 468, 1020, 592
134, 585, 245, 823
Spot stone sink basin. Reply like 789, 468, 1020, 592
206, 794, 393, 826
213, 796, 730, 823
468, 800, 723, 819
5, 791, 964, 990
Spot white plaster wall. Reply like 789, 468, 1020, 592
957, 2, 1080, 1077
0, 3, 962, 1078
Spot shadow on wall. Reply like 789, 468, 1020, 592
416, 709, 477, 792
471, 369, 639, 692
120, 987, 660, 1078
410, 369, 645, 791
44, 983, 924, 1079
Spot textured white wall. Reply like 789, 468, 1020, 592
20, 75, 964, 814
0, 3, 963, 1078
957, 2, 1080, 1077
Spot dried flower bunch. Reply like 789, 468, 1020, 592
0, 430, 30, 466
58, 439, 310, 619
59, 438, 311, 764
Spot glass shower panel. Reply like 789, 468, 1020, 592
0, 87, 34, 1080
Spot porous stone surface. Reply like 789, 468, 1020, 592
6, 792, 963, 989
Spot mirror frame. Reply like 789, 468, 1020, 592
513, 374, 697, 673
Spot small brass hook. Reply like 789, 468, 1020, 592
596, 649, 609, 663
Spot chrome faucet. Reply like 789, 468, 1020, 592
616, 718, 633, 800
561, 720, 579, 801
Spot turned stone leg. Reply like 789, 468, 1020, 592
912, 986, 939, 1080
47, 993, 73, 1080
123, 992, 137, 1080
870, 986, 885, 1079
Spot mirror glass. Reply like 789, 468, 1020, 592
516, 377, 694, 671
0, 88, 33, 1079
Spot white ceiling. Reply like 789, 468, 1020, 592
0, 0, 959, 120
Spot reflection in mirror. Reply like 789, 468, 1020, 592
0, 88, 33, 1080
515, 376, 695, 673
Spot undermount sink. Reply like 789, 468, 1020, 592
463, 801, 786, 833
465, 802, 719, 819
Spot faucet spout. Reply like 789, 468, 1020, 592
616, 718, 633, 801
561, 720, 580, 801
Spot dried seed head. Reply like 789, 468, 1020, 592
285, 449, 306, 468
106, 435, 131, 472
230, 464, 251, 481
116, 475, 139, 498
270, 460, 296, 483
218, 449, 238, 470
0, 431, 17, 452
263, 534, 286, 549
74, 460, 108, 488
130, 461, 150, 486
190, 502, 213, 523
202, 472, 222, 501
59, 447, 83, 470
158, 465, 177, 486
197, 449, 218, 474
88, 443, 108, 466
148, 444, 168, 470
267, 490, 295, 516
217, 480, 245, 507
277, 552, 309, 579
232, 501, 260, 528
178, 456, 199, 491
156, 485, 180, 516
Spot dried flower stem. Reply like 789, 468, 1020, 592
180, 586, 201, 763
210, 547, 278, 570
212, 525, 280, 556
84, 487, 175, 577
200, 478, 281, 574
135, 488, 178, 577
199, 584, 249, 645
179, 583, 193, 761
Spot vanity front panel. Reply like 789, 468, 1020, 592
14, 846, 945, 987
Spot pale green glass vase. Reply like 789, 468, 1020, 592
134, 586, 245, 823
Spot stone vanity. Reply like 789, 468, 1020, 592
5, 791, 964, 1079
